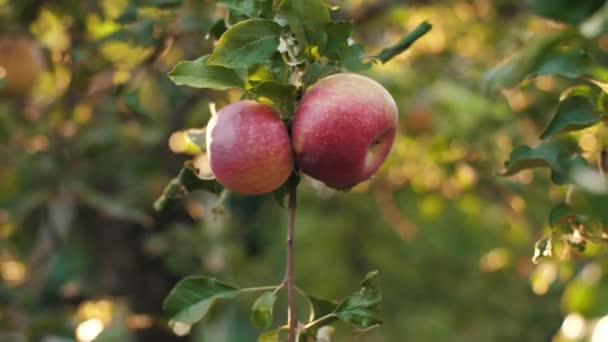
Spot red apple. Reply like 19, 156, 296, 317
292, 73, 398, 189
206, 100, 293, 194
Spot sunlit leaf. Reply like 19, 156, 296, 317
532, 236, 552, 264
163, 276, 240, 326
208, 19, 281, 69
258, 330, 280, 342
251, 291, 276, 330
246, 81, 298, 119
168, 56, 243, 90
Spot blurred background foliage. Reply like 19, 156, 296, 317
1, 0, 608, 341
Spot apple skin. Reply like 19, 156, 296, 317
206, 100, 293, 195
292, 73, 398, 189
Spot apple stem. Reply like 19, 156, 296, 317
286, 186, 297, 342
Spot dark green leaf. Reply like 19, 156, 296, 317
323, 21, 353, 57
540, 87, 602, 139
276, 0, 331, 53
302, 62, 340, 89
163, 276, 240, 326
218, 0, 258, 17
272, 172, 300, 207
208, 19, 281, 69
551, 154, 588, 185
334, 270, 382, 329
209, 19, 228, 40
251, 292, 276, 330
500, 143, 563, 176
549, 202, 577, 227
168, 56, 243, 90
246, 81, 298, 119
342, 43, 372, 71
307, 295, 338, 321
136, 0, 182, 8
529, 0, 606, 25
154, 161, 222, 211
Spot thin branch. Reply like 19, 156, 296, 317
286, 187, 298, 342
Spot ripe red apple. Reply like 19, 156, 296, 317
292, 73, 398, 189
206, 100, 293, 195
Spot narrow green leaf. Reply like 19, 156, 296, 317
183, 128, 207, 155
168, 56, 243, 90
246, 81, 298, 119
208, 19, 281, 69
334, 270, 383, 329
549, 202, 577, 227
258, 330, 280, 342
251, 292, 276, 330
163, 276, 240, 326
529, 0, 606, 25
276, 0, 331, 53
540, 88, 601, 139
374, 21, 433, 63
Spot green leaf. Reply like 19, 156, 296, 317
540, 87, 602, 139
373, 21, 433, 63
307, 295, 338, 323
500, 143, 563, 176
342, 43, 372, 71
168, 56, 243, 90
136, 0, 182, 8
251, 292, 276, 330
276, 0, 331, 53
246, 81, 298, 119
163, 276, 240, 327
208, 19, 282, 69
209, 19, 228, 40
154, 161, 222, 211
258, 330, 280, 342
218, 0, 260, 17
302, 62, 340, 89
322, 21, 353, 56
334, 270, 382, 329
529, 0, 606, 25
551, 154, 588, 185
549, 202, 577, 227
272, 172, 300, 207
483, 32, 590, 92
